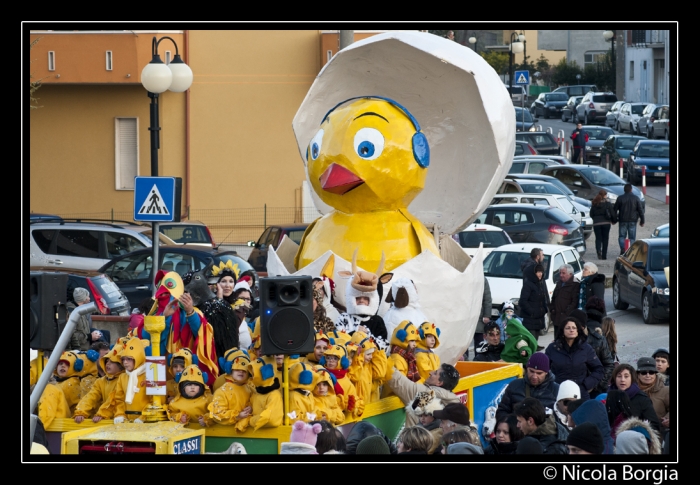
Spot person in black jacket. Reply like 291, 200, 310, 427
496, 352, 560, 421
474, 322, 504, 362
608, 364, 661, 433
514, 397, 569, 454
589, 189, 617, 259
572, 305, 614, 398
613, 183, 645, 254
520, 263, 550, 341
578, 262, 606, 312
570, 123, 589, 163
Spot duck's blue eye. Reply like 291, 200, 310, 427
354, 128, 384, 160
308, 129, 324, 162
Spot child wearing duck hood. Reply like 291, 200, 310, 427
415, 322, 441, 384
37, 351, 87, 428
246, 357, 283, 431
73, 347, 125, 423
167, 364, 213, 427
287, 361, 320, 423
312, 365, 346, 425
112, 337, 152, 423
207, 348, 253, 432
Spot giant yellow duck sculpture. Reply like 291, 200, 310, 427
294, 96, 439, 272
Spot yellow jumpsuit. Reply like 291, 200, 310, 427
415, 349, 440, 384
112, 370, 151, 421
37, 383, 71, 429
55, 376, 83, 415
167, 394, 213, 426
73, 373, 122, 419
313, 393, 345, 425
288, 389, 318, 423
207, 377, 252, 432
248, 387, 283, 431
347, 353, 373, 406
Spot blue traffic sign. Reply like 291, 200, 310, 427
134, 177, 176, 222
514, 70, 530, 85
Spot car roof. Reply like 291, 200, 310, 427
488, 243, 574, 255
29, 267, 107, 278
504, 178, 558, 186
459, 223, 503, 232
485, 203, 554, 211
269, 223, 310, 230
639, 238, 669, 247
636, 140, 669, 145
505, 173, 558, 180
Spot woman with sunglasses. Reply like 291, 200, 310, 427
608, 363, 661, 433
636, 357, 670, 435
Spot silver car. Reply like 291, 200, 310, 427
605, 100, 626, 128
616, 102, 649, 134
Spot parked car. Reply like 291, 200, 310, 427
627, 140, 669, 186
474, 204, 586, 255
29, 268, 132, 317
98, 246, 256, 309
501, 173, 592, 208
483, 242, 584, 333
247, 223, 310, 274
616, 102, 649, 134
514, 107, 538, 132
636, 103, 658, 137
158, 221, 216, 248
605, 100, 627, 128
532, 92, 569, 119
30, 219, 176, 271
576, 92, 618, 125
599, 134, 647, 174
552, 84, 598, 98
509, 158, 560, 175
515, 131, 560, 156
507, 85, 526, 103
490, 192, 587, 234
540, 164, 646, 210
580, 125, 615, 165
612, 238, 670, 324
514, 140, 539, 156
651, 223, 670, 239
562, 96, 584, 123
452, 223, 513, 259
648, 105, 670, 140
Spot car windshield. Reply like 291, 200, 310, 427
586, 128, 614, 140
579, 167, 626, 186
484, 251, 551, 278
546, 93, 568, 101
631, 105, 647, 115
519, 183, 563, 195
457, 230, 511, 249
616, 137, 643, 149
287, 229, 307, 245
637, 145, 670, 158
648, 248, 670, 272
159, 224, 210, 244
515, 109, 533, 122
593, 95, 618, 103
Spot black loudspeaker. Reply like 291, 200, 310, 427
29, 272, 68, 350
260, 276, 314, 355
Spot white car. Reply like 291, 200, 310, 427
452, 223, 513, 258
483, 243, 584, 335
616, 102, 650, 134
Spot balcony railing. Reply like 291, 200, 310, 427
630, 30, 667, 47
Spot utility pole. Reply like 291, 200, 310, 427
339, 30, 354, 50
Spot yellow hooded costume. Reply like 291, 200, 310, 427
246, 357, 283, 431
286, 361, 319, 423
167, 364, 213, 426
74, 348, 125, 420
207, 349, 252, 431
112, 337, 151, 422
312, 365, 345, 425
415, 322, 441, 384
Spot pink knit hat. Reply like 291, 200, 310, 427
289, 420, 322, 447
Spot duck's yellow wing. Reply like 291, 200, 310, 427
398, 208, 440, 259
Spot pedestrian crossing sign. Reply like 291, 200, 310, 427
515, 70, 530, 85
134, 177, 176, 222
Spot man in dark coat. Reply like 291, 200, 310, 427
570, 123, 589, 164
515, 397, 569, 454
474, 322, 504, 362
549, 264, 580, 337
521, 247, 544, 280
613, 183, 645, 254
496, 352, 560, 421
519, 263, 550, 341
572, 308, 614, 398
578, 262, 606, 312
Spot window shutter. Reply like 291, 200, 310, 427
115, 117, 138, 190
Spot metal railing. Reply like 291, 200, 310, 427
53, 205, 323, 248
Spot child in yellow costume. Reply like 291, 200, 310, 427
286, 361, 319, 423
29, 352, 49, 387
321, 344, 364, 418
415, 322, 441, 384
350, 332, 388, 403
52, 351, 87, 414
207, 349, 252, 431
326, 329, 351, 347
77, 349, 101, 399
302, 331, 332, 366
112, 337, 152, 423
383, 321, 421, 397
347, 332, 373, 405
167, 364, 213, 426
73, 348, 125, 423
245, 357, 283, 431
312, 365, 345, 425
166, 348, 195, 403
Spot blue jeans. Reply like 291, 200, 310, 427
618, 221, 637, 252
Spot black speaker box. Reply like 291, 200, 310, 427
259, 276, 314, 355
29, 272, 68, 350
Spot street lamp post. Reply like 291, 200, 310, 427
603, 30, 616, 92
508, 32, 525, 90
140, 37, 193, 299
469, 36, 478, 54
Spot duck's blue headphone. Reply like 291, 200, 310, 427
319, 95, 430, 168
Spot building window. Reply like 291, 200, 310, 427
630, 61, 634, 80
631, 30, 648, 46
48, 51, 55, 71
165, 50, 172, 65
584, 51, 606, 66
115, 117, 138, 190
106, 51, 113, 71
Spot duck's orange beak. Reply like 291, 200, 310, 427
319, 163, 364, 195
